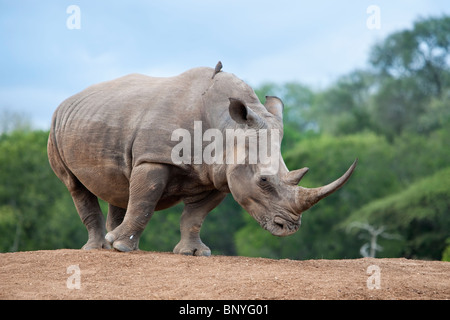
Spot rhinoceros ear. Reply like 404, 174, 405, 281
229, 98, 264, 128
264, 96, 283, 120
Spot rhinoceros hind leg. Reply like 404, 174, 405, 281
70, 186, 109, 250
106, 204, 126, 232
48, 137, 109, 250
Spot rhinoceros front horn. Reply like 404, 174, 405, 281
295, 159, 358, 212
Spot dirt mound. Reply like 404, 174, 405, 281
0, 249, 449, 300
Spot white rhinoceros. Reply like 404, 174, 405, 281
48, 62, 356, 255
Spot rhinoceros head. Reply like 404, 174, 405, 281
225, 95, 357, 237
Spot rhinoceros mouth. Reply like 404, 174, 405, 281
262, 215, 300, 237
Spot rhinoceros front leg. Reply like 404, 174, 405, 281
173, 190, 226, 256
105, 163, 169, 252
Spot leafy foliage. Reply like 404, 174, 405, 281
344, 167, 450, 260
0, 130, 84, 251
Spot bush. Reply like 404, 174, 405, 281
345, 167, 450, 260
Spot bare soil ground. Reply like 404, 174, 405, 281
0, 249, 449, 300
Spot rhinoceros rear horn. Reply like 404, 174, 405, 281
264, 96, 284, 120
295, 159, 358, 212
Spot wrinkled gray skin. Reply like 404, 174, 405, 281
48, 64, 356, 255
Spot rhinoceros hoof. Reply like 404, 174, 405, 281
173, 241, 211, 256
112, 241, 134, 252
82, 239, 111, 250
105, 232, 138, 252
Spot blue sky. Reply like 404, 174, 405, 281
1, 0, 450, 129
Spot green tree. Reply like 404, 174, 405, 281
307, 70, 375, 135
390, 125, 450, 185
442, 239, 450, 261
369, 15, 450, 138
0, 130, 84, 252
344, 167, 450, 260
370, 16, 450, 98
307, 16, 450, 140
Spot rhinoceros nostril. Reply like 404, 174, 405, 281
273, 216, 285, 229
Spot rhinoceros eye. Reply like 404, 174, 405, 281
259, 176, 276, 193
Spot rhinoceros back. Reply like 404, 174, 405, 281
49, 68, 213, 206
